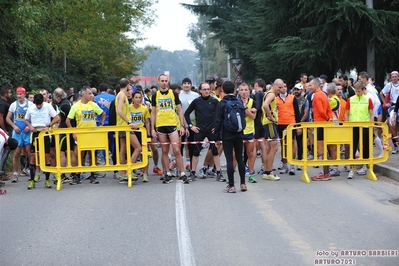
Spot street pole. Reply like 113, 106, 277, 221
366, 0, 375, 79
227, 54, 231, 81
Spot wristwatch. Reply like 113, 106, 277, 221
127, 120, 132, 124
189, 124, 193, 128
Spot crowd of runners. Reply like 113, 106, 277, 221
0, 70, 398, 193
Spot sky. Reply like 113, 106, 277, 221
138, 0, 198, 52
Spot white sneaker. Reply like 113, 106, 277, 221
391, 147, 398, 154
296, 166, 302, 171
329, 169, 340, 177
342, 165, 350, 172
347, 171, 354, 179
277, 162, 284, 170
279, 166, 288, 174
307, 154, 314, 160
356, 166, 367, 175
289, 166, 295, 175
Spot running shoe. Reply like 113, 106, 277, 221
277, 162, 284, 170
198, 168, 207, 179
153, 166, 163, 175
329, 169, 340, 177
356, 166, 367, 175
391, 147, 399, 154
240, 184, 247, 192
296, 166, 302, 171
311, 172, 324, 181
34, 174, 40, 183
45, 180, 52, 188
262, 172, 281, 181
185, 163, 191, 171
289, 166, 295, 176
206, 168, 216, 178
342, 165, 350, 172
347, 171, 354, 179
27, 180, 35, 190
11, 174, 18, 183
279, 166, 288, 175
181, 175, 190, 184
142, 174, 149, 182
248, 175, 257, 183
94, 172, 106, 178
119, 177, 128, 184
162, 174, 173, 184
223, 185, 236, 193
90, 176, 99, 184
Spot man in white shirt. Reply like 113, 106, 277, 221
178, 77, 199, 175
24, 94, 59, 190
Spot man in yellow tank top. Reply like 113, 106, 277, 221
115, 78, 142, 182
261, 79, 283, 181
150, 74, 188, 184
66, 87, 105, 184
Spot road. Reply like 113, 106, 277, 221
1, 149, 398, 266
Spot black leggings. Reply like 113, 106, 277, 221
223, 138, 246, 186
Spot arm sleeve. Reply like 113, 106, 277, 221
184, 100, 195, 126
368, 98, 374, 110
346, 98, 351, 111
293, 97, 301, 123
151, 92, 157, 107
173, 91, 181, 106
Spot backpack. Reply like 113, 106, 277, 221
223, 98, 246, 132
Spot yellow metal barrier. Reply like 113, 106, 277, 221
35, 126, 151, 190
284, 122, 390, 183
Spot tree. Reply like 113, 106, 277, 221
0, 0, 156, 90
184, 0, 399, 85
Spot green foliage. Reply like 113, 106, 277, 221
185, 0, 399, 85
0, 0, 156, 91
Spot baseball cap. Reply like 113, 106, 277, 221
294, 83, 303, 90
16, 87, 26, 94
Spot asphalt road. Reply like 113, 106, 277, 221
1, 149, 398, 266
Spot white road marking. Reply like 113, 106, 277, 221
175, 182, 196, 266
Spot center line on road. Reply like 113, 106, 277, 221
175, 182, 196, 266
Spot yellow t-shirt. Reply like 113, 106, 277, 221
68, 100, 103, 128
129, 104, 150, 128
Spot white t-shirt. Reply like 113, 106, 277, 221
365, 84, 381, 117
179, 90, 199, 121
381, 82, 399, 104
25, 102, 58, 128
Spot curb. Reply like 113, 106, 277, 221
374, 163, 399, 182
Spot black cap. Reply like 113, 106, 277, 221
182, 77, 192, 84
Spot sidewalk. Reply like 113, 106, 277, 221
374, 152, 399, 182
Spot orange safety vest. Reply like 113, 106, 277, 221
276, 94, 296, 125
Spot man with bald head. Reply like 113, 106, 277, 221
261, 79, 283, 181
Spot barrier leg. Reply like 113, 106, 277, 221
128, 172, 132, 188
300, 165, 311, 184
365, 165, 378, 181
56, 172, 62, 191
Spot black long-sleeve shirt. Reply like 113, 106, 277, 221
184, 95, 219, 133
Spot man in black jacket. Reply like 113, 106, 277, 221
184, 82, 221, 181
